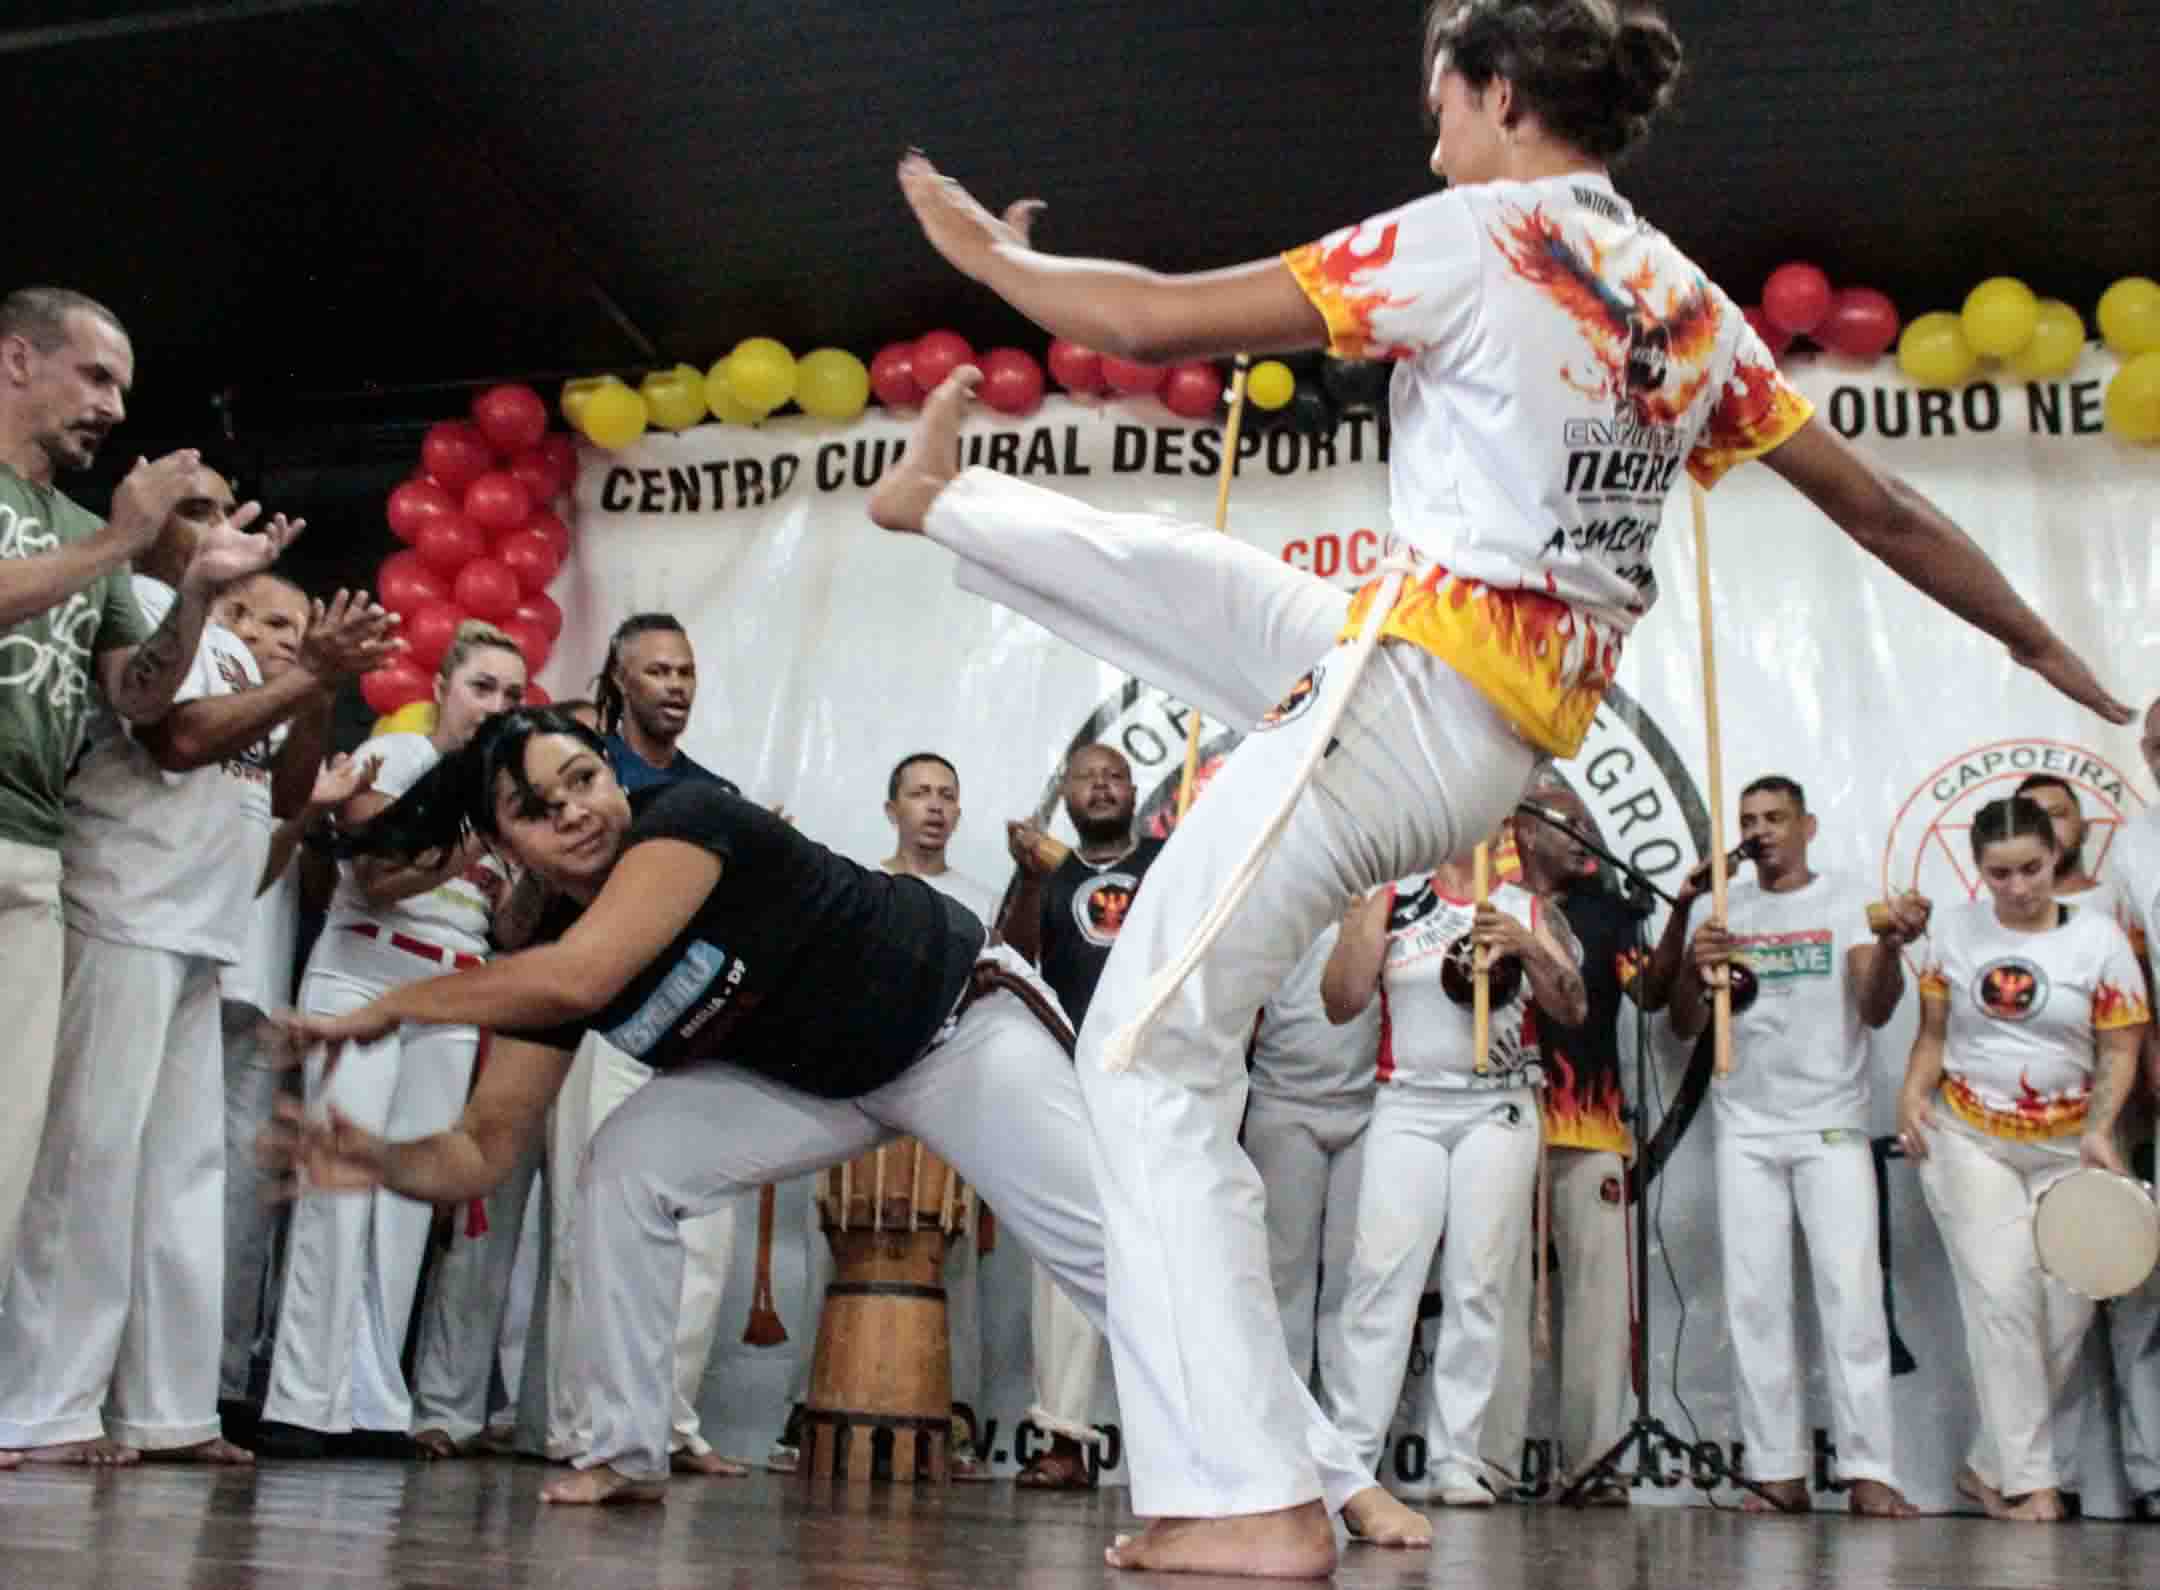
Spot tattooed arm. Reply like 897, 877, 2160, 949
1514, 900, 1590, 1027
2083, 1023, 2143, 1176
491, 868, 553, 953
95, 579, 210, 725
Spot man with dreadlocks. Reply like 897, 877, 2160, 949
594, 613, 735, 796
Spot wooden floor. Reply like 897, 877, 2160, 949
2, 1460, 2151, 1588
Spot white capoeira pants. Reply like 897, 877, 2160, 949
0, 928, 225, 1450
410, 1135, 544, 1443
570, 948, 1372, 1501
1917, 1119, 2094, 1497
1486, 1145, 1632, 1481
1715, 1128, 1899, 1487
0, 838, 64, 1304
265, 949, 479, 1434
1242, 1088, 1371, 1398
1326, 1088, 1541, 1491
1030, 1258, 1103, 1445
220, 1000, 293, 1402
543, 1032, 745, 1461
2109, 1263, 2160, 1496
927, 468, 1540, 1516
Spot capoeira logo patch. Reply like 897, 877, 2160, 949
1255, 665, 1323, 732
1881, 740, 2143, 972
1072, 872, 1142, 949
1974, 957, 2048, 1022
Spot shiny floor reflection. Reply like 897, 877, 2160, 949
0, 1463, 2147, 1588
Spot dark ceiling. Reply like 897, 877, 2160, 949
16, 0, 2157, 449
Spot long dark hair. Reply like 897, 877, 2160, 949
1422, 0, 1684, 162
332, 706, 607, 862
1968, 794, 2059, 864
591, 612, 686, 736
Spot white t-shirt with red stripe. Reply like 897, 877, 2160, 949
1373, 874, 1543, 1092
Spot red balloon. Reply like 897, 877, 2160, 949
539, 433, 579, 495
869, 342, 922, 407
527, 508, 572, 566
361, 659, 434, 717
513, 590, 564, 642
979, 348, 1046, 416
507, 448, 562, 504
376, 549, 450, 617
522, 680, 552, 708
911, 330, 974, 392
403, 600, 465, 675
1813, 286, 1901, 361
1762, 262, 1833, 336
1047, 339, 1105, 395
495, 528, 562, 595
472, 384, 549, 455
1101, 355, 1165, 395
415, 513, 489, 576
386, 478, 457, 545
1162, 361, 1225, 419
1741, 305, 1795, 359
453, 557, 521, 622
421, 421, 494, 494
464, 471, 533, 535
499, 616, 553, 675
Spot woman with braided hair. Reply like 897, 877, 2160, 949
263, 706, 1403, 1526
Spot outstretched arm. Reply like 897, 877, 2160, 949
898, 154, 1327, 364
1761, 418, 2129, 723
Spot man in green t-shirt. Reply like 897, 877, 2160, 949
0, 286, 299, 1385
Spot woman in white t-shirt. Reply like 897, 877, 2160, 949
1318, 831, 1584, 1508
1899, 795, 2150, 1522
258, 622, 528, 1454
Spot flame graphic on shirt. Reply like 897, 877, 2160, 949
1280, 223, 1418, 360
1541, 1046, 1632, 1154
2093, 978, 2153, 1030
1689, 356, 1812, 488
1490, 206, 1718, 428
1943, 1071, 2088, 1141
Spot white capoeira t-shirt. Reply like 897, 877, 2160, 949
60, 575, 274, 965
1922, 898, 2151, 1153
1713, 871, 1876, 1137
1373, 875, 1543, 1092
221, 859, 301, 1016
1283, 170, 1813, 756
1249, 921, 1380, 1105
319, 732, 506, 961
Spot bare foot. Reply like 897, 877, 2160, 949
1740, 1478, 1811, 1514
2003, 1487, 2067, 1523
18, 1439, 139, 1467
1104, 1501, 1335, 1578
1342, 1485, 1433, 1548
143, 1438, 253, 1466
0, 1450, 16, 1470
1956, 1465, 2011, 1520
412, 1429, 460, 1460
541, 1465, 668, 1506
670, 1449, 748, 1477
1848, 1477, 1917, 1518
866, 368, 979, 534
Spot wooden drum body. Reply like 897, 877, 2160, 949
800, 1137, 970, 1486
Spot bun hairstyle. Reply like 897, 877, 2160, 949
1968, 794, 2060, 865
327, 705, 607, 863
1423, 0, 1685, 162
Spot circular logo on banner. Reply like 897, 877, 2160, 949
1071, 871, 1144, 948
1974, 957, 2048, 1021
1881, 740, 2144, 934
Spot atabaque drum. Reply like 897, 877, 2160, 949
801, 1137, 971, 1486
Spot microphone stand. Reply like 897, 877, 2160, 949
1513, 805, 1779, 1509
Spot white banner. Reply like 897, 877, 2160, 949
557, 350, 2158, 1505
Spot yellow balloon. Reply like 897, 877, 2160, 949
2103, 351, 2160, 443
728, 337, 797, 415
1960, 277, 2039, 358
639, 364, 708, 432
373, 700, 437, 738
578, 380, 648, 449
2097, 276, 2160, 357
2006, 299, 2086, 380
795, 348, 871, 421
703, 358, 764, 425
1897, 312, 1977, 388
560, 375, 611, 426
1248, 359, 1296, 411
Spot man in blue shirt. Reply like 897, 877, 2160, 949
595, 614, 735, 797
